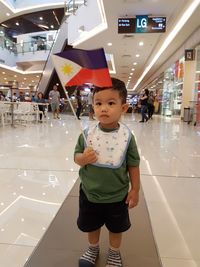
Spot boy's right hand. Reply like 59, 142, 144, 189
82, 147, 98, 165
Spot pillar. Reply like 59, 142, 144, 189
181, 59, 196, 118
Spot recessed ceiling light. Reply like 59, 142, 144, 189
6, 13, 10, 16
40, 17, 43, 20
50, 25, 54, 29
107, 42, 112, 46
131, 68, 135, 71
16, 22, 19, 26
133, 62, 137, 65
139, 41, 144, 46
2, 72, 5, 74
24, 78, 27, 80
136, 54, 140, 57
130, 73, 133, 75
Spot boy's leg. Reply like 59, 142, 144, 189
106, 232, 123, 267
79, 229, 101, 267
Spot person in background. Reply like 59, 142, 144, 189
49, 85, 60, 119
36, 92, 46, 122
139, 88, 149, 123
24, 92, 31, 102
18, 91, 25, 102
88, 87, 94, 120
75, 89, 82, 120
74, 78, 140, 267
12, 93, 18, 102
0, 91, 5, 101
147, 91, 155, 119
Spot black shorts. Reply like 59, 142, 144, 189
77, 188, 131, 233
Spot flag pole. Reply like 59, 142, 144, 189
62, 85, 88, 144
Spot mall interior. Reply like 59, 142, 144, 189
0, 0, 200, 267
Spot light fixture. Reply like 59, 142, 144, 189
136, 54, 140, 57
6, 12, 10, 16
131, 68, 135, 71
39, 17, 43, 20
133, 62, 137, 65
139, 41, 144, 46
107, 42, 112, 46
16, 22, 19, 26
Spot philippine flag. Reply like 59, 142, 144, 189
51, 48, 112, 88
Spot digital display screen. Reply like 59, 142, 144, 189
148, 17, 166, 33
118, 16, 166, 34
118, 18, 135, 34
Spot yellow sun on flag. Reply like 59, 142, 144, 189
61, 63, 73, 75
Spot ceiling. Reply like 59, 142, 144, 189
1, 8, 64, 40
76, 0, 200, 92
0, 0, 200, 93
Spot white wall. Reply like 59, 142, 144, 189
67, 0, 106, 46
14, 0, 63, 9
0, 48, 16, 67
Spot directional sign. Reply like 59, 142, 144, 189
118, 16, 166, 34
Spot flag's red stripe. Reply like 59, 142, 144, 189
65, 68, 112, 87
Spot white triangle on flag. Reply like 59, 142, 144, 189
51, 54, 82, 86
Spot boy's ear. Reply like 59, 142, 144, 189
122, 103, 129, 113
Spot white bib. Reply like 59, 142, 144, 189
84, 123, 131, 168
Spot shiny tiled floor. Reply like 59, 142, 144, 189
0, 113, 200, 267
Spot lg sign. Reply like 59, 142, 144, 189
136, 15, 148, 33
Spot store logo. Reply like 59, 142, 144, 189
136, 15, 148, 33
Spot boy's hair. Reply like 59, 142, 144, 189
93, 78, 127, 104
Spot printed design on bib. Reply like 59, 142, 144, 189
85, 123, 131, 168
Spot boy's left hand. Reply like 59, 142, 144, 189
125, 189, 139, 209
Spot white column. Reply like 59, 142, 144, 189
181, 60, 196, 118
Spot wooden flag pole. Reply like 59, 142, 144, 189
62, 85, 88, 144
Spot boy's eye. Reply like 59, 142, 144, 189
95, 102, 101, 106
108, 101, 115, 106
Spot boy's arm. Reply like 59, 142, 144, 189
126, 166, 140, 209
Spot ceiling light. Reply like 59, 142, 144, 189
16, 22, 19, 26
2, 72, 5, 74
6, 12, 10, 16
130, 73, 133, 75
131, 68, 135, 71
38, 24, 49, 30
39, 17, 43, 20
136, 54, 140, 57
139, 41, 144, 46
107, 42, 112, 46
50, 25, 54, 29
133, 62, 137, 65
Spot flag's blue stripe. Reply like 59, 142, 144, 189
55, 48, 108, 69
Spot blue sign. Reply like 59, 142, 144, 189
135, 15, 148, 33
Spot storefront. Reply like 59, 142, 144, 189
161, 58, 184, 116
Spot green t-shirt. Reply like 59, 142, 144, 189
74, 127, 140, 203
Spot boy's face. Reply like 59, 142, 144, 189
93, 88, 128, 128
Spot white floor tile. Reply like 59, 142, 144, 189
161, 258, 200, 267
0, 243, 34, 267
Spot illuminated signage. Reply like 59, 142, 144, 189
118, 18, 135, 34
118, 16, 166, 34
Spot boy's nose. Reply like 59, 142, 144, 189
100, 105, 108, 112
